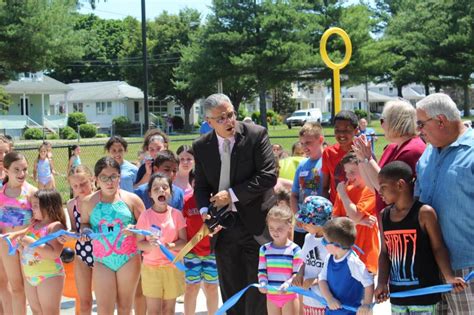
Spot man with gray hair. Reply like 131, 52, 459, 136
193, 93, 277, 314
415, 93, 474, 314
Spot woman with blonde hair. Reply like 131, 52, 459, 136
352, 99, 426, 213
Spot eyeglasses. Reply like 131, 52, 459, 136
208, 111, 236, 124
98, 174, 120, 183
321, 237, 349, 250
416, 117, 437, 129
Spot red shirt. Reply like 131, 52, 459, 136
376, 136, 426, 212
322, 143, 351, 203
182, 194, 211, 256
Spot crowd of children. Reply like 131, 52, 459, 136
0, 111, 469, 315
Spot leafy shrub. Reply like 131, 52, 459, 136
60, 126, 78, 140
24, 128, 43, 140
96, 133, 108, 138
67, 112, 87, 130
47, 133, 59, 140
79, 124, 97, 138
238, 107, 249, 121
251, 111, 261, 124
354, 109, 368, 119
266, 110, 282, 125
112, 116, 132, 137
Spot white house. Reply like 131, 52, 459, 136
50, 81, 145, 129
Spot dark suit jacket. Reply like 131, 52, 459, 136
193, 122, 277, 237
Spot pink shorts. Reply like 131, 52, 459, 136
267, 293, 297, 308
303, 305, 326, 315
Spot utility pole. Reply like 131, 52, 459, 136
141, 0, 149, 131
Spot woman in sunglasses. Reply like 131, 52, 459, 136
80, 157, 146, 315
352, 99, 426, 214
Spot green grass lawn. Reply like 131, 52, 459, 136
16, 120, 388, 202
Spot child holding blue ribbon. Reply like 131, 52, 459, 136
15, 190, 66, 315
258, 205, 303, 315
375, 161, 466, 314
136, 173, 187, 315
292, 196, 333, 315
318, 217, 374, 315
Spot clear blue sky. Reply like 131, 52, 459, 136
79, 0, 213, 20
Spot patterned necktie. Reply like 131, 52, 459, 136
218, 139, 231, 191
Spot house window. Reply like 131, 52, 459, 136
310, 88, 314, 94
73, 102, 83, 112
96, 101, 112, 115
389, 87, 394, 92
174, 106, 181, 116
148, 99, 167, 115
195, 106, 200, 114
311, 102, 315, 108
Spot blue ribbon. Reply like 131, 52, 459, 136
1, 235, 18, 255
390, 271, 474, 298
215, 284, 360, 315
28, 228, 186, 271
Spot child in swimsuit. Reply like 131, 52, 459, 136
0, 152, 37, 315
67, 145, 82, 175
15, 190, 66, 315
33, 143, 56, 189
64, 165, 95, 314
80, 157, 144, 315
136, 173, 187, 315
258, 205, 303, 315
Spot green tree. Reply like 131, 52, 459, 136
0, 0, 84, 81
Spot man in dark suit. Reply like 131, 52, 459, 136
193, 93, 277, 315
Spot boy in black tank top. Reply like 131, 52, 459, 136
375, 161, 466, 314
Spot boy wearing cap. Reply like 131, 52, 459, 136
293, 196, 333, 315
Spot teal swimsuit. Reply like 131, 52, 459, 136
90, 194, 138, 271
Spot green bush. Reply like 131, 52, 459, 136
266, 110, 282, 125
112, 116, 132, 137
238, 107, 249, 121
96, 133, 108, 138
354, 109, 368, 119
79, 124, 97, 138
47, 133, 59, 140
251, 111, 261, 124
24, 128, 43, 140
67, 112, 87, 131
60, 126, 78, 140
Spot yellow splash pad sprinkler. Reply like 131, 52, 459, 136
320, 27, 352, 114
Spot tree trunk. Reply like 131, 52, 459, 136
183, 104, 192, 133
434, 83, 441, 93
424, 83, 430, 96
259, 87, 268, 129
397, 85, 403, 97
463, 82, 471, 117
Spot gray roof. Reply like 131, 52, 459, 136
51, 81, 144, 103
345, 86, 397, 102
4, 76, 72, 94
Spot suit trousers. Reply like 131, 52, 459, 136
215, 220, 267, 315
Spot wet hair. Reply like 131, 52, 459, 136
323, 217, 356, 249
266, 205, 293, 225
94, 157, 121, 177
34, 190, 67, 227
379, 161, 414, 185
142, 129, 169, 151
153, 150, 179, 169
188, 169, 195, 185
299, 122, 323, 138
176, 144, 194, 157
3, 152, 27, 184
334, 110, 359, 128
104, 135, 128, 152
147, 173, 173, 204
340, 151, 359, 166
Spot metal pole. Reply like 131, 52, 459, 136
141, 0, 149, 132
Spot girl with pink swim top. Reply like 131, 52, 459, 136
0, 152, 37, 315
81, 157, 145, 315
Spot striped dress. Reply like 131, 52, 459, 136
258, 241, 302, 295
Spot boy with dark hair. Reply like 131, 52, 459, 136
134, 150, 184, 210
375, 161, 466, 314
322, 110, 359, 203
319, 217, 374, 315
290, 122, 325, 247
333, 151, 379, 274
